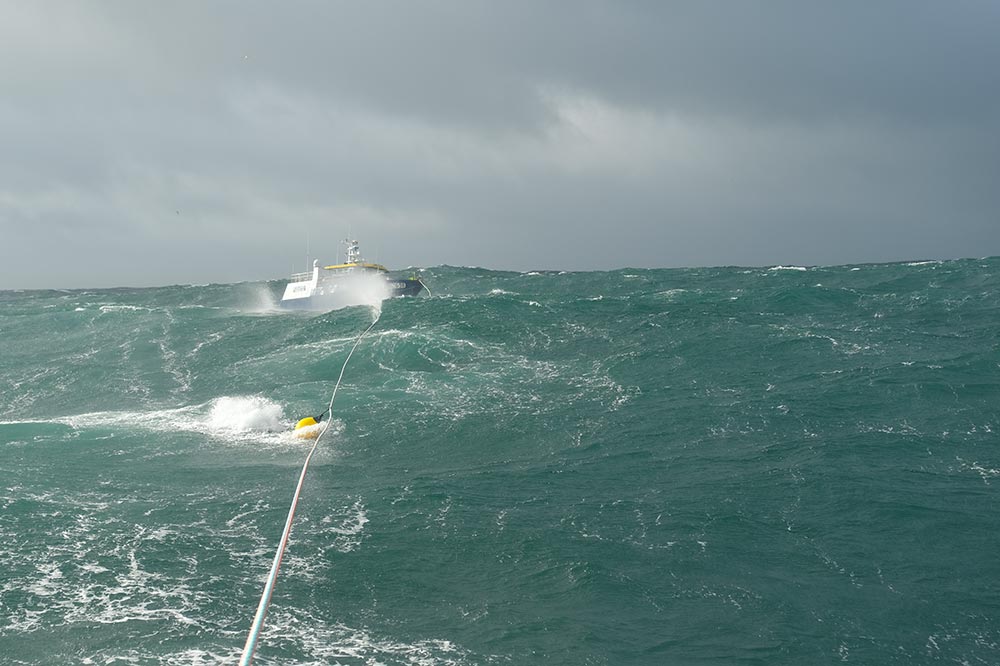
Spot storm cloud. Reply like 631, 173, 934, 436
2, 1, 998, 287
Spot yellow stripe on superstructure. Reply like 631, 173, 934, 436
322, 262, 389, 272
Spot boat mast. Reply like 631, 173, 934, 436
343, 238, 362, 265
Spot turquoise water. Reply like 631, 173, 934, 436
1, 259, 999, 665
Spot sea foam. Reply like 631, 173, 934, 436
206, 396, 284, 432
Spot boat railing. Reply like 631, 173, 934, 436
289, 270, 314, 282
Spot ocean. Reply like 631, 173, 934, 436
1, 259, 998, 665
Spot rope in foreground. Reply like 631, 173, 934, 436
239, 310, 381, 665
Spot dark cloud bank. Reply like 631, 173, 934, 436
1, 1, 998, 288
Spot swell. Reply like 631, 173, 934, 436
1, 257, 999, 664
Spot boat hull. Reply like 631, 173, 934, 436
279, 276, 423, 309
387, 278, 424, 297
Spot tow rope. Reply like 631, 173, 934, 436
239, 309, 381, 665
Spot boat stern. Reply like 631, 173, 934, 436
280, 261, 320, 306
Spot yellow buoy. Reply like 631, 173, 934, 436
294, 416, 321, 439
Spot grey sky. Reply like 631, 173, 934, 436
1, 1, 998, 288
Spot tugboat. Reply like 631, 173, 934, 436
280, 239, 424, 309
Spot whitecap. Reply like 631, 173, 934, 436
207, 396, 283, 432
54, 395, 318, 447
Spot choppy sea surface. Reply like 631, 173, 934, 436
1, 259, 999, 665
